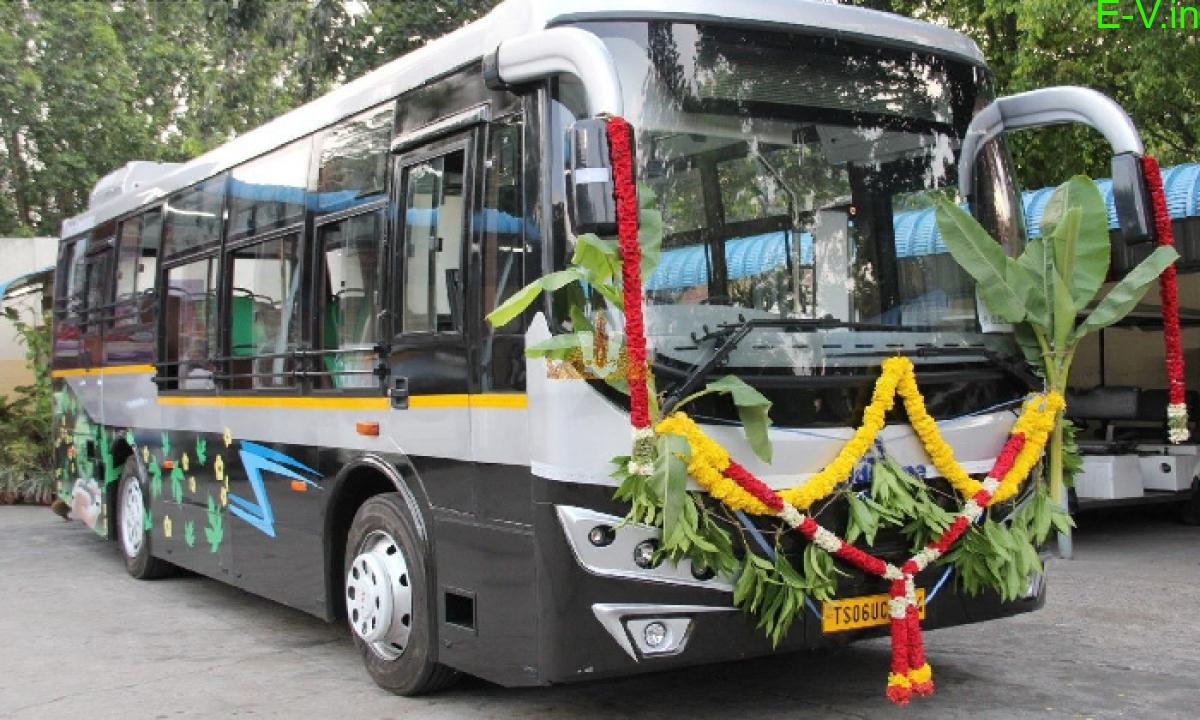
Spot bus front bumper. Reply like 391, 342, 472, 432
532, 495, 1046, 685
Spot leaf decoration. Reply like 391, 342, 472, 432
184, 520, 196, 548
1042, 175, 1111, 310
195, 437, 207, 466
572, 233, 620, 285
705, 375, 774, 462
1075, 245, 1179, 339
655, 432, 691, 552
935, 201, 1028, 323
1016, 236, 1051, 328
161, 432, 170, 458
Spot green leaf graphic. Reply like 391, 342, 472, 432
195, 437, 207, 466
170, 465, 185, 504
204, 495, 223, 554
148, 457, 162, 499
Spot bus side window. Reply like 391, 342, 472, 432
114, 207, 161, 327
483, 120, 525, 331
481, 119, 527, 392
83, 234, 114, 337
58, 237, 87, 320
401, 149, 466, 333
316, 210, 383, 390
227, 232, 303, 390
316, 103, 393, 215
162, 256, 219, 391
163, 175, 226, 257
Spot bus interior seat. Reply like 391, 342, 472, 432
229, 293, 256, 389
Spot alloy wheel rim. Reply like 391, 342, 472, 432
120, 479, 145, 559
346, 530, 413, 660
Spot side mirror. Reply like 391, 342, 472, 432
566, 118, 619, 236
958, 87, 1153, 245
1110, 152, 1154, 244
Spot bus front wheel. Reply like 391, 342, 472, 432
344, 492, 458, 695
116, 457, 173, 579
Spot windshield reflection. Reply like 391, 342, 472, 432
566, 21, 1024, 371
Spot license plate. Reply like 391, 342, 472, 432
822, 590, 926, 634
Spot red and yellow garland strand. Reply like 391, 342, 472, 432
1142, 156, 1189, 443
603, 115, 1064, 705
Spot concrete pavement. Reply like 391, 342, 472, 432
1, 505, 1197, 719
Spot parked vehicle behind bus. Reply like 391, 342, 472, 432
51, 0, 1162, 694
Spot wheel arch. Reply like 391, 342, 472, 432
323, 454, 431, 622
103, 433, 137, 541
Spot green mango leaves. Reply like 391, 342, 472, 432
702, 376, 774, 463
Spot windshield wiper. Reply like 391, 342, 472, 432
660, 319, 1038, 412
662, 317, 862, 412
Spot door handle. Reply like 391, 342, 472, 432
390, 377, 410, 409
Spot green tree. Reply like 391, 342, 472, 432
0, 0, 497, 238
850, 1, 1200, 189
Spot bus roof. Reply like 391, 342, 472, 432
61, 0, 983, 239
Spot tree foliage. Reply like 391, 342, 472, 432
851, 0, 1200, 189
2, 0, 1195, 237
0, 0, 495, 237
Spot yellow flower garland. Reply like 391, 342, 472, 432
656, 413, 773, 514
655, 356, 1064, 513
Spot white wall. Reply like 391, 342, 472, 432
0, 237, 58, 396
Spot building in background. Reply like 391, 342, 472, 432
0, 237, 57, 396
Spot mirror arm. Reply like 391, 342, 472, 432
958, 87, 1144, 200
484, 27, 623, 118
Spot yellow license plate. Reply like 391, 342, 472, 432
822, 589, 926, 634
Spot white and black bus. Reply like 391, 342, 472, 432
52, 0, 1157, 694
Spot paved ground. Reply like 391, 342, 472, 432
1, 505, 1197, 720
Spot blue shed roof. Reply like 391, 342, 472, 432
646, 163, 1200, 292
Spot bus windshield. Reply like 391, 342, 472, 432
565, 22, 1025, 373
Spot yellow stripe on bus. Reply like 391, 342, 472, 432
156, 393, 527, 410
157, 395, 391, 410
51, 364, 156, 379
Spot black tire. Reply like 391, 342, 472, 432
344, 492, 458, 695
1178, 476, 1200, 525
116, 456, 174, 579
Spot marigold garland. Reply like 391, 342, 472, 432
603, 115, 1066, 706
657, 356, 1063, 514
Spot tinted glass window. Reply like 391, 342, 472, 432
60, 238, 88, 317
228, 142, 310, 240
83, 249, 112, 328
317, 104, 393, 213
164, 256, 219, 390
164, 175, 226, 256
115, 208, 161, 302
228, 233, 303, 389
317, 210, 383, 389
402, 149, 465, 333
483, 122, 524, 332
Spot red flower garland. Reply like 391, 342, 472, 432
761, 429, 1028, 704
604, 115, 1044, 705
1141, 156, 1188, 441
606, 117, 651, 430
726, 461, 784, 512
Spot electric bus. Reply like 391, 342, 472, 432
51, 0, 1157, 694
